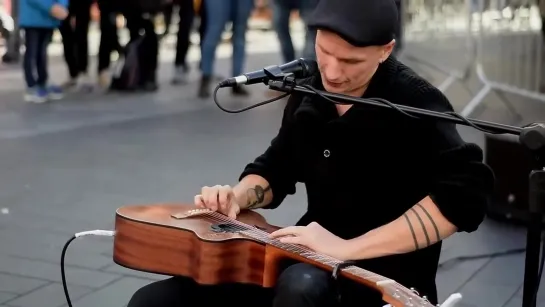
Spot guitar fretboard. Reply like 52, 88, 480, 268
238, 229, 393, 285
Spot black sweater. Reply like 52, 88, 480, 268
239, 57, 494, 305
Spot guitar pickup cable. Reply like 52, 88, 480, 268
61, 230, 116, 307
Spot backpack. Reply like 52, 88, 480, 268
109, 37, 144, 91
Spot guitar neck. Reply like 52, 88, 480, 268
239, 228, 392, 285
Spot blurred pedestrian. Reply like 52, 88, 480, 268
271, 0, 318, 62
163, 0, 195, 84
19, 0, 68, 103
58, 0, 93, 90
198, 0, 254, 98
96, 0, 123, 89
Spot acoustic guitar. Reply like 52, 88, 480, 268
113, 203, 436, 307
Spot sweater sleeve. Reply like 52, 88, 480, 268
238, 95, 301, 209
28, 0, 55, 15
416, 88, 495, 233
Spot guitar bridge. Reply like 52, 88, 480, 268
171, 208, 211, 219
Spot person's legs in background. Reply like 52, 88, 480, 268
230, 0, 253, 95
272, 0, 295, 63
37, 29, 63, 100
73, 0, 92, 87
97, 0, 122, 89
58, 1, 79, 88
23, 28, 47, 102
297, 0, 318, 60
198, 0, 230, 98
22, 28, 60, 103
172, 0, 195, 84
198, 1, 207, 71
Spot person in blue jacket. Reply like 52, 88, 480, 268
19, 0, 68, 103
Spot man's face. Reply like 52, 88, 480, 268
315, 30, 394, 97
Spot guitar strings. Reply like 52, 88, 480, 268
197, 211, 386, 280
187, 211, 426, 304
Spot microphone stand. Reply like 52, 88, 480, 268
265, 78, 544, 307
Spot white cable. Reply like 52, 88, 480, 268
74, 230, 115, 238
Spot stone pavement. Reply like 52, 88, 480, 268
0, 24, 544, 307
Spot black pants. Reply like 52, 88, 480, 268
59, 0, 93, 78
22, 28, 53, 88
126, 14, 158, 84
163, 0, 195, 69
127, 263, 386, 307
97, 2, 122, 73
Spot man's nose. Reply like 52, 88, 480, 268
323, 63, 343, 82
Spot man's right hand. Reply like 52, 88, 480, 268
194, 185, 241, 219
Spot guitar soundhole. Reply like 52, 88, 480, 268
210, 223, 241, 233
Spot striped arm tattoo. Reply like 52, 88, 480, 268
404, 202, 441, 249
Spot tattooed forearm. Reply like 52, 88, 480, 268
246, 185, 271, 209
404, 202, 445, 249
410, 207, 431, 246
403, 213, 419, 250
415, 202, 440, 241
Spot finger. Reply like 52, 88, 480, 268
278, 235, 305, 245
227, 203, 239, 219
217, 185, 231, 212
194, 194, 205, 208
202, 186, 219, 211
269, 226, 304, 238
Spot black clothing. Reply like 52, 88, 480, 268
59, 0, 93, 78
240, 56, 495, 304
163, 0, 195, 69
128, 263, 365, 307
307, 0, 398, 47
97, 0, 122, 73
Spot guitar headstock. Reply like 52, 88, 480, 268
171, 208, 212, 219
381, 282, 436, 307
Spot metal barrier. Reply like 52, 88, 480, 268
460, 0, 545, 117
399, 0, 475, 92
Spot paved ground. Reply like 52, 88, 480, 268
0, 15, 544, 307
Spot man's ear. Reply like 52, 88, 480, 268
380, 39, 396, 63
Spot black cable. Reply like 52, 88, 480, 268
60, 230, 115, 307
61, 235, 76, 307
213, 85, 290, 114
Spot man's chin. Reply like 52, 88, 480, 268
322, 83, 346, 94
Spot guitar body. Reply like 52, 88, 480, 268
113, 204, 440, 307
113, 203, 282, 287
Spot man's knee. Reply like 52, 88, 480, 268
127, 277, 194, 307
274, 263, 333, 306
127, 282, 155, 307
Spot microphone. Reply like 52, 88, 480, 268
218, 58, 318, 88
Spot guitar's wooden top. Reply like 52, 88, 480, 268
115, 203, 279, 241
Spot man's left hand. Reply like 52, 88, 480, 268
269, 222, 352, 261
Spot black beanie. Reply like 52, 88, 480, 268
307, 0, 399, 47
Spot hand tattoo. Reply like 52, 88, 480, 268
246, 185, 271, 209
